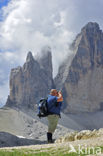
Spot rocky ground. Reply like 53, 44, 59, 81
0, 107, 72, 141
0, 106, 103, 149
0, 130, 103, 156
1, 136, 103, 150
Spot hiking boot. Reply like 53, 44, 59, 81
47, 132, 53, 143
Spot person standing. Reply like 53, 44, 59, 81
47, 89, 63, 143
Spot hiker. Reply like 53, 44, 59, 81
47, 89, 63, 143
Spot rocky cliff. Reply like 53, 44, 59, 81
6, 22, 103, 113
6, 49, 54, 109
55, 22, 103, 113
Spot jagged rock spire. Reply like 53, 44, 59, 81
36, 46, 53, 79
26, 51, 34, 62
81, 22, 100, 32
55, 22, 103, 113
6, 49, 54, 109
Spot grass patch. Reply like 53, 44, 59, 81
0, 145, 103, 156
0, 150, 79, 156
0, 150, 50, 156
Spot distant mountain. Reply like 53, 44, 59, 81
6, 49, 54, 109
55, 22, 103, 113
6, 22, 103, 114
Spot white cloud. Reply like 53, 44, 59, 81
0, 0, 75, 73
0, 79, 9, 107
0, 0, 103, 105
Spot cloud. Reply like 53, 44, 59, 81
0, 79, 9, 107
0, 0, 103, 105
0, 0, 75, 77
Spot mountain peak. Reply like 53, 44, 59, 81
81, 22, 101, 33
26, 51, 34, 62
55, 22, 103, 113
36, 46, 53, 78
40, 46, 51, 58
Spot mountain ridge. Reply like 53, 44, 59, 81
55, 22, 103, 113
5, 22, 103, 114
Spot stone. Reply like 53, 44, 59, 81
55, 22, 103, 113
55, 128, 103, 143
6, 22, 103, 113
0, 132, 41, 147
6, 50, 54, 109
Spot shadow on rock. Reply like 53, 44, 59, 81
0, 132, 47, 148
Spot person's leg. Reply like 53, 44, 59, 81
47, 114, 59, 143
47, 132, 53, 143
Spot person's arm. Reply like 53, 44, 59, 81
57, 91, 63, 102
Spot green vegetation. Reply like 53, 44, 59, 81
0, 145, 103, 156
0, 150, 76, 156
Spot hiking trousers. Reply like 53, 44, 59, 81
47, 114, 59, 133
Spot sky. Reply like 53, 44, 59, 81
0, 0, 10, 9
0, 0, 103, 106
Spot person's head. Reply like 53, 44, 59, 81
50, 89, 58, 96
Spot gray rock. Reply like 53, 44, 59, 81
6, 22, 103, 113
0, 132, 45, 147
6, 50, 54, 109
55, 22, 103, 113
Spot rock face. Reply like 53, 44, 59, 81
6, 50, 54, 109
36, 47, 54, 90
6, 22, 103, 113
55, 22, 103, 113
0, 132, 41, 147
